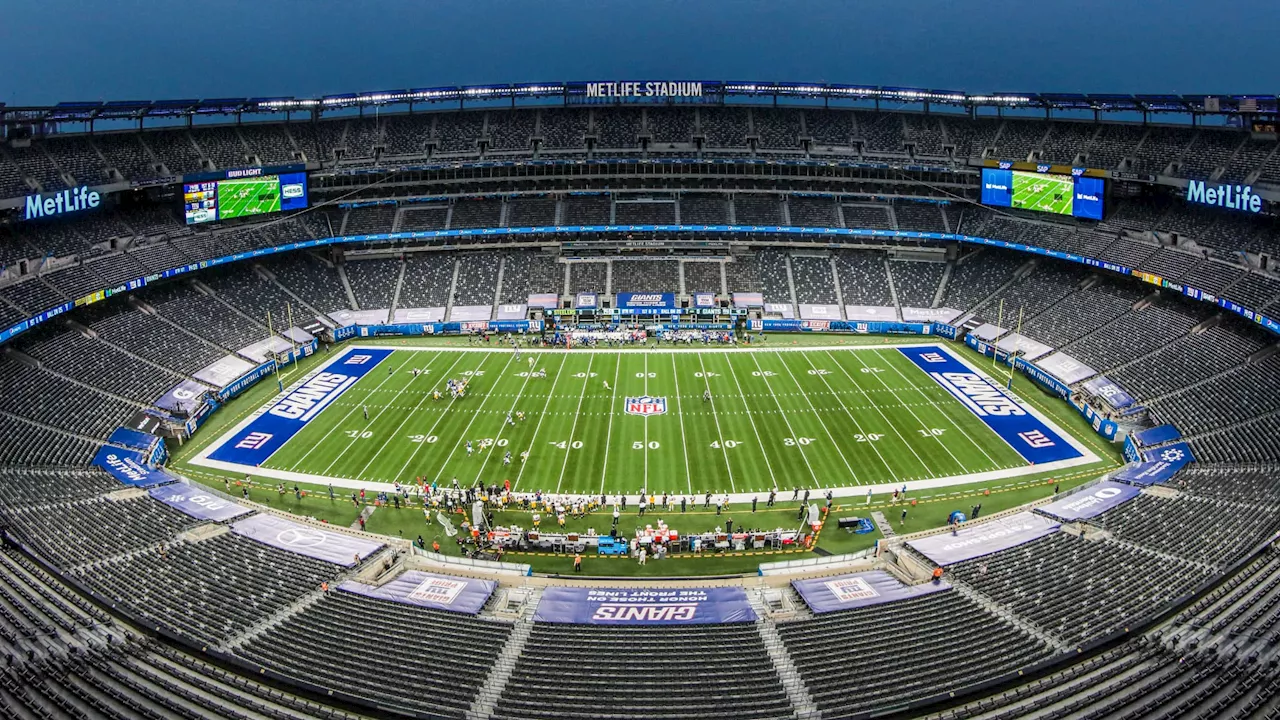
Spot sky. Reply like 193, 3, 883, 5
1, 0, 1276, 106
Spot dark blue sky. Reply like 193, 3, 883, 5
3, 0, 1275, 105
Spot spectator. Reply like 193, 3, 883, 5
932, 566, 944, 584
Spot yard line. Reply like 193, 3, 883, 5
513, 355, 568, 490
597, 355, 623, 495
845, 350, 971, 472
427, 353, 518, 487
714, 353, 783, 492
669, 353, 693, 495
796, 350, 895, 479
742, 352, 820, 487
380, 352, 473, 483
553, 354, 595, 494
773, 352, 859, 484
875, 348, 1005, 468
695, 353, 738, 493
321, 352, 450, 476
470, 355, 539, 485
643, 353, 649, 495
823, 349, 932, 478
287, 352, 420, 471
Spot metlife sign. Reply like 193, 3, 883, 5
23, 187, 102, 221
1185, 180, 1263, 214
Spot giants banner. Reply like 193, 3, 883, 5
693, 292, 717, 309
1037, 480, 1142, 521
1036, 351, 1099, 385
908, 511, 1061, 566
340, 571, 495, 615
617, 292, 676, 310
792, 570, 950, 613
534, 587, 756, 625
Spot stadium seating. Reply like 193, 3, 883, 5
612, 259, 679, 293
889, 260, 947, 308
342, 257, 399, 312
492, 622, 794, 720
790, 254, 837, 304
567, 261, 607, 293
724, 254, 763, 293
499, 251, 562, 303
678, 193, 729, 224
239, 590, 513, 718
835, 250, 892, 306
454, 253, 499, 307
74, 533, 336, 649
777, 590, 1054, 718
682, 260, 723, 295
756, 249, 793, 304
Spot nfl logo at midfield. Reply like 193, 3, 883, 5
625, 396, 668, 416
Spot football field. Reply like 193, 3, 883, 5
194, 344, 1094, 499
217, 177, 281, 219
1011, 170, 1074, 215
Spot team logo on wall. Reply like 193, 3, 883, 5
625, 396, 667, 416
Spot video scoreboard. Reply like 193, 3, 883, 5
981, 167, 1104, 220
184, 168, 308, 225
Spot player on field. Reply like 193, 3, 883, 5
362, 405, 368, 421
520, 450, 529, 463
703, 389, 712, 402
466, 440, 473, 457
506, 413, 515, 427
433, 390, 441, 401
603, 379, 611, 391
516, 410, 525, 422
503, 451, 512, 467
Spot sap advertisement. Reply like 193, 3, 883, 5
981, 168, 1104, 220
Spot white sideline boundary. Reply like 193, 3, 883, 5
188, 342, 1101, 501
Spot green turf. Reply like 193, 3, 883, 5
1011, 170, 1074, 215
258, 345, 1031, 495
217, 176, 281, 219
172, 334, 1124, 576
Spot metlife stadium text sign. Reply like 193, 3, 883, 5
23, 187, 102, 221
1185, 180, 1263, 213
584, 81, 705, 98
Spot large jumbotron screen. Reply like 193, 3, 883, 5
183, 171, 308, 225
981, 168, 1104, 220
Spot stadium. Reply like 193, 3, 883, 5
0, 77, 1278, 720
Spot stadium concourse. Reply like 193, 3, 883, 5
0, 83, 1278, 719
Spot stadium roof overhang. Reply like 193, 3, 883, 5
1, 82, 1276, 127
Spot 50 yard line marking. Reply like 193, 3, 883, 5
285, 352, 419, 471
553, 354, 595, 494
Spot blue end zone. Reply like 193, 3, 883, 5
208, 348, 393, 466
898, 345, 1082, 464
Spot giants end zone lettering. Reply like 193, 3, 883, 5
898, 345, 1082, 465
207, 348, 393, 467
593, 604, 698, 621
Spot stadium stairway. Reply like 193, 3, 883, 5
948, 580, 1069, 651
466, 588, 538, 720
884, 256, 903, 320
931, 261, 954, 309
747, 591, 820, 720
